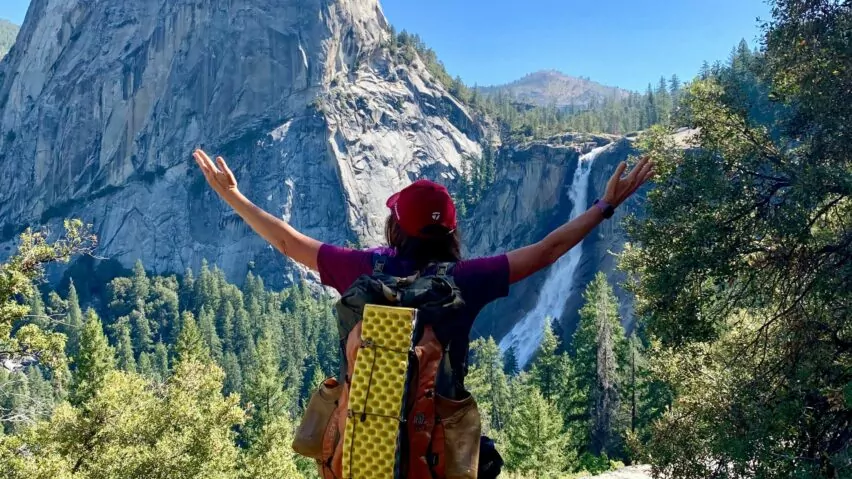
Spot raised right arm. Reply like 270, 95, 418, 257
193, 149, 322, 271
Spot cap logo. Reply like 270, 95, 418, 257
432, 212, 441, 221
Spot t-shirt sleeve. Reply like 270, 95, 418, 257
317, 244, 374, 294
453, 254, 511, 307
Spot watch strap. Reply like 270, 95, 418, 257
594, 199, 615, 219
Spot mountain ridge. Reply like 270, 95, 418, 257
0, 19, 19, 59
478, 69, 631, 108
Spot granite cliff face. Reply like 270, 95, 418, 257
0, 0, 488, 288
0, 0, 639, 350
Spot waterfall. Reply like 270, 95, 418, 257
498, 143, 612, 368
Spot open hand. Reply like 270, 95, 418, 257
602, 156, 654, 207
193, 149, 239, 199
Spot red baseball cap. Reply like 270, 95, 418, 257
386, 179, 458, 238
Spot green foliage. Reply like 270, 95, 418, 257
238, 417, 302, 479
530, 322, 571, 402
576, 452, 621, 476
0, 220, 96, 371
503, 345, 519, 376
63, 282, 84, 359
0, 366, 55, 435
505, 379, 572, 478
573, 273, 628, 457
243, 333, 291, 444
70, 310, 115, 406
175, 311, 209, 364
1, 361, 244, 478
621, 1, 852, 476
458, 145, 498, 216
466, 337, 511, 432
114, 319, 136, 373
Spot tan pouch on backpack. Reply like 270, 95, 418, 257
436, 392, 482, 479
292, 378, 343, 459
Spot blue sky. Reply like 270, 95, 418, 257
1, 0, 28, 25
380, 0, 771, 91
2, 0, 771, 91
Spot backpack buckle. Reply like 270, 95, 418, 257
373, 257, 386, 274
436, 264, 449, 277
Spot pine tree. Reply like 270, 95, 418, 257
71, 309, 116, 405
699, 60, 711, 79
138, 351, 155, 379
656, 76, 671, 124
198, 306, 223, 362
574, 272, 627, 456
154, 342, 170, 378
179, 267, 195, 313
239, 416, 302, 479
466, 337, 511, 432
669, 74, 682, 95
244, 333, 290, 443
503, 346, 519, 376
65, 281, 84, 359
219, 300, 236, 353
530, 322, 570, 401
1, 369, 31, 434
131, 259, 150, 305
144, 276, 179, 345
130, 299, 153, 356
115, 319, 137, 373
505, 384, 570, 478
222, 351, 244, 396
194, 260, 223, 315
234, 306, 257, 365
107, 277, 134, 320
175, 311, 210, 364
27, 289, 48, 329
643, 84, 657, 128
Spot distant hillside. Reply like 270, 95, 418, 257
0, 20, 19, 59
479, 70, 630, 108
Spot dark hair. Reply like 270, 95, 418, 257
384, 215, 462, 266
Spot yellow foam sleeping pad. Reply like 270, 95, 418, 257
342, 304, 417, 479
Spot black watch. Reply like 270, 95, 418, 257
594, 199, 615, 219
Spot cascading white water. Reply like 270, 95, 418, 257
499, 144, 612, 368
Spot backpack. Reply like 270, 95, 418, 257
293, 255, 484, 479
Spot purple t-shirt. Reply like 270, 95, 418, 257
317, 243, 510, 322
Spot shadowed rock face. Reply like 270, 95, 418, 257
0, 0, 640, 348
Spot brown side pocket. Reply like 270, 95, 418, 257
436, 391, 481, 479
293, 378, 343, 459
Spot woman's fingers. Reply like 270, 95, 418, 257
216, 156, 229, 174
192, 150, 208, 173
606, 161, 627, 199
612, 161, 627, 182
216, 156, 237, 184
195, 149, 221, 175
193, 151, 216, 184
628, 161, 655, 195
